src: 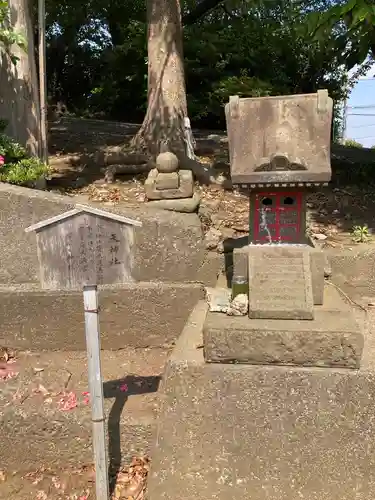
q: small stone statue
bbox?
[145,152,194,200]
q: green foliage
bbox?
[351,224,371,243]
[0,0,27,63]
[307,0,375,65]
[0,132,27,160]
[0,157,49,185]
[343,138,364,148]
[43,0,353,127]
[0,128,49,186]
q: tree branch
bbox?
[182,0,225,26]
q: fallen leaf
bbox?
[34,384,50,396]
[52,475,62,490]
[0,470,6,482]
[36,490,47,499]
[58,391,78,411]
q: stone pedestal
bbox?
[148,299,375,500]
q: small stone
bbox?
[226,293,249,316]
[207,134,222,143]
[324,266,332,278]
[313,233,327,240]
[156,152,179,173]
[206,287,231,313]
[204,228,222,250]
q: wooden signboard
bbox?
[25,205,142,290]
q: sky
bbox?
[345,65,375,148]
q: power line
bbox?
[351,136,375,140]
[350,123,375,128]
[348,113,375,117]
[347,104,375,109]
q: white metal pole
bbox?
[83,285,110,500]
[38,0,48,164]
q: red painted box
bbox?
[250,191,305,244]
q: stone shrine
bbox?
[148,91,375,500]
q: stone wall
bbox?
[0,184,207,285]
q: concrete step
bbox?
[0,282,204,351]
[0,348,168,473]
[248,246,314,320]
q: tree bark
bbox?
[0,0,40,156]
[131,0,188,157]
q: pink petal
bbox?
[119,383,128,393]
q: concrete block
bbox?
[0,282,204,350]
[149,302,375,500]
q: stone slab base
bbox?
[204,286,363,368]
[149,301,375,500]
[0,282,204,350]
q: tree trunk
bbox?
[131,0,188,157]
[0,0,40,156]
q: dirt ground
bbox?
[47,117,375,250]
[0,348,169,499]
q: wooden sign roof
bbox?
[25,204,142,233]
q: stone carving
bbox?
[225,90,333,184]
[255,154,308,172]
[145,152,194,201]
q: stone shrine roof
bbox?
[225,90,333,185]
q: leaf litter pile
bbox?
[1,457,150,499]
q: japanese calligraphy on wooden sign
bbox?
[25,205,142,290]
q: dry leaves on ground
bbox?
[112,457,150,500]
[18,457,150,499]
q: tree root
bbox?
[179,155,232,188]
[103,163,152,183]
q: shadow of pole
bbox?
[103,374,161,496]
